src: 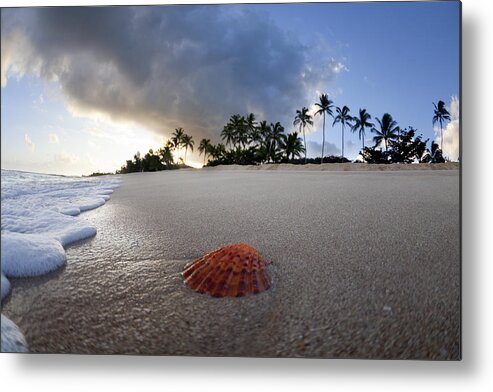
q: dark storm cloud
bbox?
[2,6,343,148]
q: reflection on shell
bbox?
[183,243,272,297]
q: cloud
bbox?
[1,6,345,161]
[305,90,348,136]
[345,139,362,159]
[82,127,106,139]
[329,59,348,74]
[54,151,80,165]
[434,96,460,161]
[48,132,59,144]
[24,133,35,152]
[306,140,340,158]
[2,151,90,176]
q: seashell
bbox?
[183,243,272,297]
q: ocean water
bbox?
[0,169,121,352]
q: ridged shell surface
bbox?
[182,243,271,297]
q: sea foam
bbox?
[1,169,121,352]
[1,314,28,352]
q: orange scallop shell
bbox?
[182,243,272,297]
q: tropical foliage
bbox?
[181,134,194,163]
[333,105,352,158]
[433,100,451,151]
[314,94,334,162]
[198,138,212,166]
[351,108,374,149]
[117,97,452,173]
[360,127,441,164]
[293,107,313,163]
[208,115,306,166]
[372,113,400,152]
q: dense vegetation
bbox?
[116,97,451,173]
[85,172,114,177]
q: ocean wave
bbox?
[0,170,121,352]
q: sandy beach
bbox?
[2,165,460,359]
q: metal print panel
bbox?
[0,1,461,359]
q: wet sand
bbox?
[2,166,460,358]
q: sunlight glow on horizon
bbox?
[185,160,204,169]
[1,77,172,176]
[1,75,212,175]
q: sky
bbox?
[1,1,460,175]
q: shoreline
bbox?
[2,169,460,358]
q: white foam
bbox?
[1,169,121,351]
[1,231,67,278]
[1,274,11,301]
[1,209,97,246]
[1,314,28,352]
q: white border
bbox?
[2,0,492,391]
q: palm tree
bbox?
[198,138,212,166]
[433,100,451,151]
[214,143,226,159]
[333,106,353,158]
[159,141,174,167]
[351,109,374,150]
[230,114,247,149]
[245,113,257,129]
[314,93,335,163]
[257,120,271,140]
[269,122,285,143]
[293,107,313,163]
[248,126,262,148]
[372,113,400,153]
[237,119,249,149]
[133,151,142,172]
[221,124,236,148]
[221,114,246,149]
[171,128,185,161]
[264,122,286,163]
[245,113,258,145]
[181,134,194,164]
[281,132,305,161]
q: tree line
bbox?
[117,96,452,173]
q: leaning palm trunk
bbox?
[321,113,326,163]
